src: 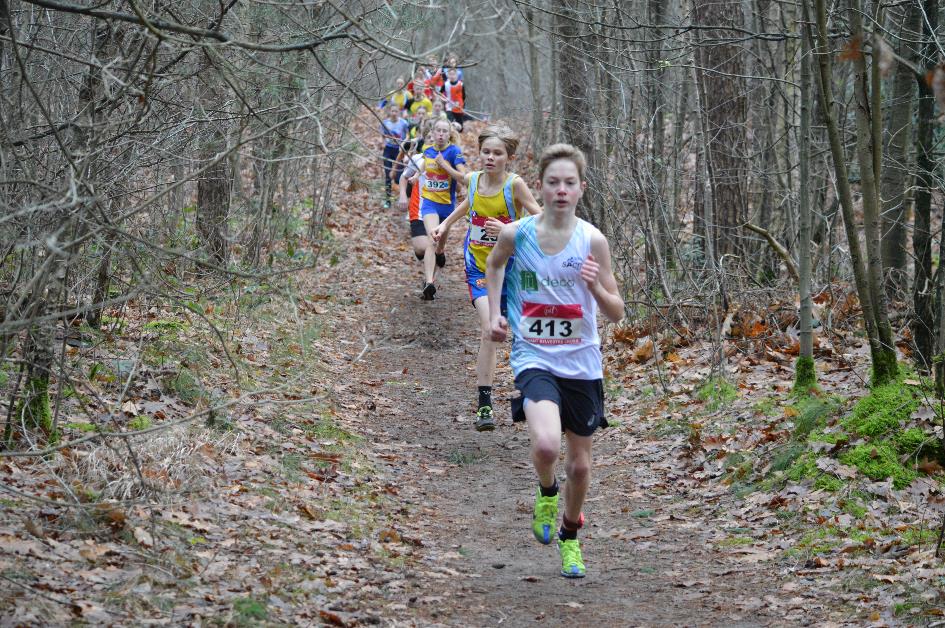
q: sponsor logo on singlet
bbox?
[519,270,576,292]
[562,256,583,270]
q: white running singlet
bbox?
[505,216,602,380]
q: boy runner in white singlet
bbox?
[485,144,623,578]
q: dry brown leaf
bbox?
[133,526,153,547]
[78,542,112,562]
[837,37,863,62]
[319,609,348,626]
[918,459,944,475]
[632,339,654,363]
[378,528,401,543]
[927,65,945,112]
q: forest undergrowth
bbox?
[2,114,945,625]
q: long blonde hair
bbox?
[432,117,461,145]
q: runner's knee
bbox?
[532,439,559,466]
[566,458,590,483]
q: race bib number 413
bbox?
[521,302,583,345]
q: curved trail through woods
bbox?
[334,206,827,626]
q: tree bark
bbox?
[880,4,920,297]
[693,0,749,261]
[811,0,897,384]
[850,0,898,383]
[913,0,938,376]
[554,0,607,233]
[197,138,231,266]
[525,6,544,149]
[796,7,816,393]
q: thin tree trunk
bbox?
[526,6,544,148]
[197,139,231,266]
[554,0,606,232]
[693,0,749,261]
[914,0,938,376]
[795,7,816,392]
[880,5,920,296]
[850,0,898,382]
[810,0,895,383]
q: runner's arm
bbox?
[397,169,411,209]
[486,223,518,341]
[512,177,543,216]
[436,198,469,234]
[436,157,465,182]
[583,231,624,324]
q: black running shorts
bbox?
[511,368,607,437]
[409,219,426,238]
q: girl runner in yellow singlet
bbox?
[432,125,542,430]
[418,118,466,300]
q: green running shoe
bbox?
[475,406,495,431]
[558,538,586,578]
[532,489,559,545]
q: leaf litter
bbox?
[2,112,945,625]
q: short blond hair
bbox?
[538,143,587,181]
[478,125,520,157]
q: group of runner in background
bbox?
[374,54,624,582]
[379,53,467,212]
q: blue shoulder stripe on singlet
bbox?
[468,172,516,219]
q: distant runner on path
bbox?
[485,144,624,578]
[380,103,409,209]
[418,118,467,300]
[397,127,431,273]
[431,125,541,431]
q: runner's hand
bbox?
[490,316,508,342]
[434,153,447,169]
[484,218,504,239]
[431,224,443,243]
[397,196,408,212]
[580,253,600,287]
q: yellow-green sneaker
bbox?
[558,538,586,578]
[475,406,495,431]
[532,489,558,545]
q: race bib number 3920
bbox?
[521,301,583,345]
[424,176,450,191]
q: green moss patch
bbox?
[842,381,918,438]
[695,376,738,412]
[792,396,841,440]
[839,443,917,489]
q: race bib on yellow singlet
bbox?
[424,173,450,192]
[520,302,584,345]
[469,215,511,247]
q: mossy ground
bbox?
[771,375,938,492]
[7,375,59,445]
[695,376,738,412]
[793,355,818,396]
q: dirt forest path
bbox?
[331,203,831,626]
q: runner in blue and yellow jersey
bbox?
[418,118,467,300]
[432,125,542,430]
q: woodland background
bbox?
[4,0,945,623]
